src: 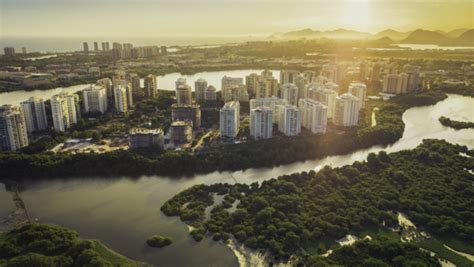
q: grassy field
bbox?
[89,240,150,266]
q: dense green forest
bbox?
[161,139,474,264]
[0,224,145,266]
[439,116,474,130]
[0,89,450,179]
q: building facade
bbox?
[129,128,164,149]
[298,98,327,134]
[219,101,240,140]
[83,85,108,114]
[0,105,29,151]
[250,107,273,140]
[334,93,361,127]
[171,104,201,129]
[277,104,301,136]
[20,97,48,133]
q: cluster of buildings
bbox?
[0,71,159,151]
[82,41,167,61]
[219,70,366,141]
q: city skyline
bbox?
[1,0,473,38]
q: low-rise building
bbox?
[129,128,164,149]
[170,121,193,146]
[171,104,201,129]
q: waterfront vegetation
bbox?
[0,223,145,266]
[0,89,452,178]
[439,116,474,130]
[146,235,172,248]
[161,139,474,264]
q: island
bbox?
[146,235,172,248]
[161,139,474,266]
[0,223,147,266]
[439,116,474,130]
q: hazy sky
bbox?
[1,0,472,38]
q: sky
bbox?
[1,0,473,38]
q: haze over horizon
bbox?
[1,0,472,38]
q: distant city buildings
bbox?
[277,104,301,136]
[127,73,142,98]
[113,85,129,113]
[83,85,108,114]
[4,47,15,57]
[144,74,158,98]
[176,79,192,105]
[250,107,273,140]
[298,98,327,134]
[0,105,29,151]
[279,70,299,84]
[194,78,208,103]
[129,128,164,149]
[334,93,361,127]
[51,92,79,132]
[220,101,240,140]
[171,104,201,129]
[20,97,48,133]
[94,42,99,51]
[348,82,367,108]
[101,42,110,51]
[83,42,89,53]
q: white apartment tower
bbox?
[51,92,78,132]
[205,85,217,101]
[249,97,287,123]
[348,82,367,108]
[221,76,244,100]
[20,97,48,133]
[280,70,300,84]
[334,93,361,127]
[0,105,29,151]
[277,105,301,136]
[219,101,240,140]
[298,98,327,134]
[176,84,192,105]
[281,83,299,106]
[114,85,129,113]
[83,85,108,114]
[250,107,273,140]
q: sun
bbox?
[340,0,371,32]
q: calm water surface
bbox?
[0,94,472,266]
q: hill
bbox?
[400,29,451,44]
[446,28,470,38]
[453,29,474,46]
[372,29,411,41]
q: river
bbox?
[0,94,472,266]
[0,69,280,106]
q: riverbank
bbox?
[439,116,474,130]
[0,180,31,232]
[0,89,451,179]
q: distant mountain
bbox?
[372,29,411,41]
[277,28,371,40]
[453,29,474,46]
[447,28,470,38]
[400,29,451,44]
[270,28,473,46]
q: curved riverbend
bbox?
[0,94,472,266]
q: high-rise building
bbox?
[294,74,308,100]
[144,74,158,98]
[94,42,99,51]
[256,74,279,99]
[175,77,187,90]
[113,85,129,113]
[250,97,287,123]
[101,42,110,51]
[83,42,89,53]
[160,46,167,54]
[334,93,361,127]
[383,73,409,94]
[170,121,193,146]
[222,76,244,101]
[279,70,300,84]
[83,85,108,114]
[194,78,208,103]
[20,97,48,133]
[298,98,327,134]
[222,84,248,102]
[97,78,113,100]
[129,128,164,149]
[4,47,15,57]
[348,82,367,108]
[171,104,201,129]
[307,83,338,119]
[281,83,299,106]
[176,84,192,105]
[111,48,122,62]
[250,107,273,140]
[359,62,368,80]
[322,64,346,84]
[205,85,217,101]
[220,101,240,140]
[122,43,133,59]
[371,63,382,81]
[245,73,260,97]
[277,104,301,136]
[405,65,421,91]
[21,47,27,54]
[0,105,29,151]
[302,71,317,83]
[51,92,79,132]
[127,73,142,98]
